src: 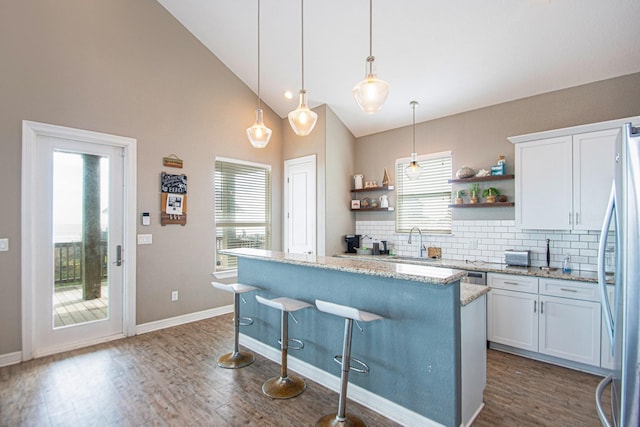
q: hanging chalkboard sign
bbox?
[160,173,188,226]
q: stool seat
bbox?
[315,300,382,323]
[211,281,259,369]
[212,282,259,294]
[256,295,312,313]
[256,295,311,399]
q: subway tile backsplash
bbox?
[355,220,606,272]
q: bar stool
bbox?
[211,282,259,369]
[315,299,383,427]
[255,295,312,399]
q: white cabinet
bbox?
[488,273,602,367]
[513,129,618,230]
[509,118,637,230]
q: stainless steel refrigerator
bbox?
[596,123,640,427]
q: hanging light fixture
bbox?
[288,0,317,136]
[352,0,389,113]
[247,0,272,148]
[405,101,422,180]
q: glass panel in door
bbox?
[52,151,110,328]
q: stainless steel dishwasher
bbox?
[462,271,486,285]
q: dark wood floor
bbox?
[0,314,611,426]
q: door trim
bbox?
[21,120,137,360]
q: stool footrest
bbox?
[238,316,254,327]
[333,355,370,374]
[278,337,304,351]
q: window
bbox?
[395,151,452,234]
[215,157,271,271]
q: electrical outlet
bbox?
[137,234,153,245]
[171,291,179,301]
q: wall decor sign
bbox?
[162,154,183,168]
[160,172,187,226]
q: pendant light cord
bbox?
[369,0,373,58]
[412,103,416,152]
[301,0,305,90]
[257,0,262,110]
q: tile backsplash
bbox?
[355,220,608,272]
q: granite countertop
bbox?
[221,248,467,285]
[460,283,490,306]
[334,253,610,284]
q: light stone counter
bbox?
[334,253,610,284]
[223,248,467,285]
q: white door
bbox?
[284,155,316,255]
[22,121,136,359]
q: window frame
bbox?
[395,151,453,235]
[214,156,272,275]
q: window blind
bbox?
[395,152,452,234]
[215,158,271,271]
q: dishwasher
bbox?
[462,271,486,285]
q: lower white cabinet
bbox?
[488,273,602,367]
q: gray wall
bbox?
[354,73,640,222]
[0,0,283,354]
[282,105,356,256]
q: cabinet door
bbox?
[487,288,538,352]
[516,136,573,230]
[539,295,601,366]
[573,128,620,230]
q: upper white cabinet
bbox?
[509,117,638,230]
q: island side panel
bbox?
[238,257,461,427]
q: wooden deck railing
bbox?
[54,241,108,286]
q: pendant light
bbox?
[352,0,389,114]
[288,0,318,136]
[405,101,422,180]
[246,0,272,148]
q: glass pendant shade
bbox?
[405,153,422,180]
[288,90,318,136]
[353,57,390,113]
[246,108,272,149]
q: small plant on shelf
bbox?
[454,189,466,204]
[469,183,480,204]
[482,187,500,203]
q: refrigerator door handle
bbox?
[598,182,616,348]
[595,374,614,427]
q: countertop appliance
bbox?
[344,234,361,254]
[504,249,530,267]
[596,123,640,427]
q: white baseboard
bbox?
[136,305,233,335]
[239,334,445,427]
[0,351,22,368]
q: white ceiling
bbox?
[157,0,640,138]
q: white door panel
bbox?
[284,155,316,255]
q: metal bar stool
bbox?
[315,299,383,427]
[255,295,312,399]
[211,282,259,369]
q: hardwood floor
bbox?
[0,314,611,426]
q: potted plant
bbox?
[454,189,466,204]
[482,187,500,203]
[469,183,480,204]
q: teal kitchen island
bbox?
[221,248,488,427]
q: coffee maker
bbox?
[344,234,361,253]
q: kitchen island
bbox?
[221,248,488,427]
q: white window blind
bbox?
[215,158,271,271]
[395,152,452,234]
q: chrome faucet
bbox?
[407,226,426,258]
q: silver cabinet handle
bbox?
[560,288,578,293]
[576,212,580,225]
[540,301,544,314]
[533,300,537,313]
[504,281,519,285]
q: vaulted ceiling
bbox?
[157,0,640,137]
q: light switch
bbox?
[137,234,153,245]
[0,238,8,251]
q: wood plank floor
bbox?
[0,314,611,426]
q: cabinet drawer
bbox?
[539,278,599,302]
[488,273,538,294]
